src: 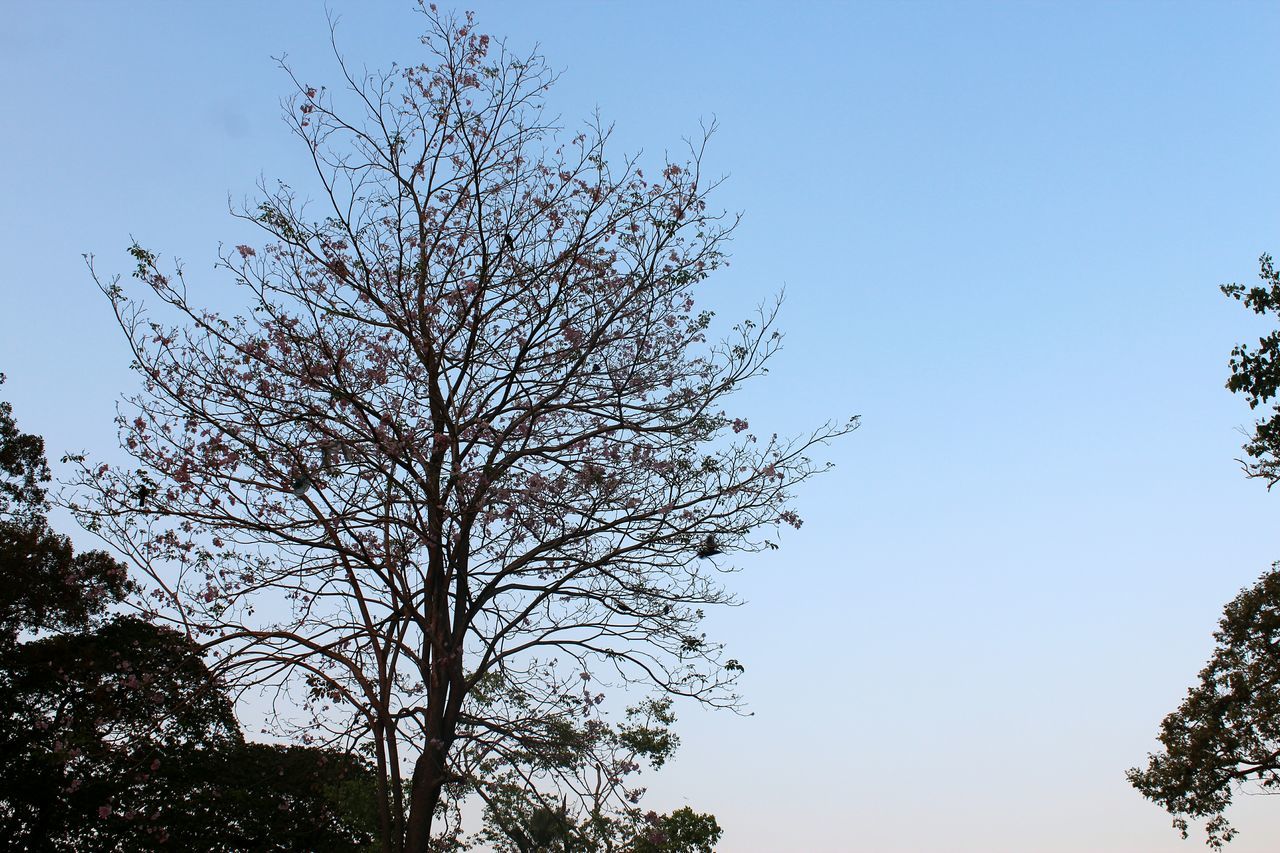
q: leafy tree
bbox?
[2,615,383,851]
[0,384,380,851]
[1222,253,1280,485]
[70,5,852,850]
[0,520,134,648]
[0,374,50,522]
[483,797,719,853]
[473,691,719,852]
[1128,569,1280,849]
[0,373,132,646]
[1129,251,1280,847]
[1129,258,1280,845]
[632,808,721,853]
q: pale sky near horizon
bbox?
[2,1,1280,850]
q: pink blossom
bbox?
[779,509,804,529]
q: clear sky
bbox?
[2,1,1279,850]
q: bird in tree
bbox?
[694,534,722,559]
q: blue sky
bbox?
[2,2,1279,849]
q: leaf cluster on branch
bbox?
[1223,253,1280,486]
[1128,569,1280,849]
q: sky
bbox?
[2,1,1279,850]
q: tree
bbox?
[0,373,132,647]
[0,382,380,851]
[473,693,720,852]
[1127,250,1280,847]
[0,375,51,523]
[2,616,383,851]
[632,808,721,853]
[1127,569,1280,849]
[72,6,855,850]
[1222,253,1280,485]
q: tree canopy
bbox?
[1128,569,1280,849]
[70,5,852,849]
[0,373,132,646]
[1222,253,1280,486]
[0,380,380,851]
[1128,250,1280,847]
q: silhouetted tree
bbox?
[1128,569,1280,849]
[0,383,380,851]
[474,693,720,852]
[1129,252,1280,847]
[1223,253,1280,486]
[0,376,50,522]
[0,374,132,647]
[632,808,721,853]
[71,5,853,850]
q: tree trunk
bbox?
[403,745,447,852]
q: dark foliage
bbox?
[0,615,381,850]
[0,373,133,646]
[0,520,133,646]
[1128,568,1280,848]
[475,692,720,852]
[0,374,50,522]
[0,385,380,851]
[1223,254,1280,486]
[0,615,238,849]
[631,808,721,853]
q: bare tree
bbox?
[71,6,855,850]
